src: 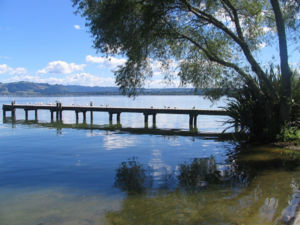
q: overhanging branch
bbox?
[177,32,263,96]
[181,0,276,95]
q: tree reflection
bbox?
[107,148,300,225]
[114,156,238,194]
[114,158,148,194]
[177,156,221,190]
[229,145,300,183]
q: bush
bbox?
[224,66,300,143]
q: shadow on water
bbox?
[3,118,237,140]
[109,147,300,225]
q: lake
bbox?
[0,96,299,225]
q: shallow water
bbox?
[0,96,299,225]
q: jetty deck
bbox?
[2,101,229,129]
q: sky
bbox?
[0,0,299,88]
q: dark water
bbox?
[0,96,299,225]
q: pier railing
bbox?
[2,101,229,129]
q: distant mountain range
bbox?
[0,82,204,96]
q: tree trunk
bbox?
[270,0,292,125]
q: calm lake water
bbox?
[0,96,299,225]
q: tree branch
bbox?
[177,32,263,96]
[181,0,276,96]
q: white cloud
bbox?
[0,64,27,75]
[257,42,266,49]
[5,73,183,88]
[6,73,115,87]
[149,58,178,77]
[145,78,181,88]
[86,55,179,78]
[37,61,86,74]
[86,55,126,69]
[74,25,81,30]
[65,73,115,86]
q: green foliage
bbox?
[278,126,300,142]
[225,67,300,142]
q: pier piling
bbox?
[117,113,121,124]
[25,110,28,120]
[83,111,86,123]
[75,111,79,123]
[152,114,156,128]
[35,109,38,121]
[193,115,197,128]
[90,102,93,123]
[109,112,113,124]
[11,101,16,120]
[51,110,54,122]
[144,113,148,128]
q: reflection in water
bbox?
[3,119,235,139]
[87,130,138,150]
[1,104,300,224]
[148,149,173,189]
[114,158,147,194]
[103,134,137,150]
[110,147,300,225]
[114,156,238,194]
[177,156,221,189]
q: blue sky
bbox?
[0,0,299,87]
[0,0,127,87]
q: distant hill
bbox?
[0,82,204,96]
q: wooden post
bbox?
[3,110,6,119]
[152,113,156,128]
[56,102,59,121]
[35,109,38,121]
[12,109,16,120]
[59,103,62,121]
[189,114,193,128]
[90,101,93,124]
[83,111,86,123]
[193,115,197,128]
[11,101,16,120]
[144,113,148,128]
[109,112,113,124]
[25,110,28,120]
[51,110,54,122]
[117,113,121,124]
[75,111,79,123]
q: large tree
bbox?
[74,0,299,135]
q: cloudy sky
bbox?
[0,0,299,87]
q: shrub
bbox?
[224,66,299,142]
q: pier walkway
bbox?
[2,101,229,129]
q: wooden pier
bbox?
[2,101,229,129]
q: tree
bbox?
[73,0,299,140]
